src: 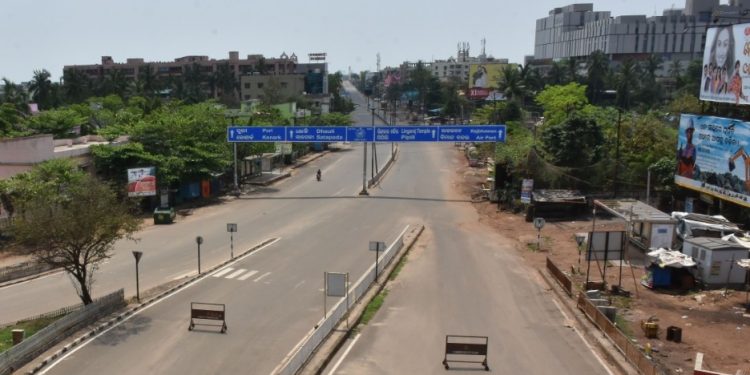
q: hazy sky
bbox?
[1,0,709,83]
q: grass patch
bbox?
[0,316,61,353]
[389,254,408,281]
[360,289,389,326]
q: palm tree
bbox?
[212,63,237,102]
[138,64,160,96]
[615,59,639,110]
[547,61,567,85]
[638,54,663,107]
[28,69,53,110]
[181,63,208,103]
[62,69,91,104]
[104,69,129,98]
[565,57,579,83]
[586,50,609,104]
[2,78,29,113]
[496,65,526,102]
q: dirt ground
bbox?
[455,159,750,375]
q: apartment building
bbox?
[533,1,750,75]
[64,51,327,100]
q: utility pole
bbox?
[613,109,622,198]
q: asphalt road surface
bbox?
[0,82,389,324]
[15,82,609,374]
[323,142,613,374]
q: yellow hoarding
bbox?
[468,63,506,89]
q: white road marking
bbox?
[238,270,259,281]
[38,237,281,375]
[550,297,615,375]
[253,271,271,283]
[326,333,361,375]
[225,269,246,279]
[293,280,306,289]
[212,267,235,278]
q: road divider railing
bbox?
[576,293,660,375]
[272,225,410,375]
[0,289,125,375]
[546,257,573,297]
[0,262,57,285]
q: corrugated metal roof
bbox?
[685,237,749,251]
[594,199,676,223]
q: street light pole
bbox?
[132,251,143,302]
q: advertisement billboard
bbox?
[699,23,750,105]
[127,167,157,197]
[468,63,506,90]
[676,114,750,208]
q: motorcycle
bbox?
[316,170,322,181]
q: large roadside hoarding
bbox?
[699,23,750,105]
[676,114,750,208]
[127,167,157,197]
[468,63,507,99]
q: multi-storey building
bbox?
[63,51,327,101]
[532,1,750,75]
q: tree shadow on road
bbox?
[92,314,152,347]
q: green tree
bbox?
[540,112,604,168]
[138,64,160,97]
[535,83,590,125]
[615,59,639,110]
[24,107,87,138]
[546,61,568,85]
[29,69,54,110]
[496,65,526,103]
[586,50,609,104]
[212,62,237,105]
[0,103,25,136]
[180,63,208,103]
[103,69,129,98]
[9,160,140,305]
[62,69,91,104]
[2,78,29,113]
[637,54,663,107]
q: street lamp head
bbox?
[196,236,203,245]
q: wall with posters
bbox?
[699,23,750,105]
[675,114,750,208]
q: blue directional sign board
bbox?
[227,127,285,142]
[227,125,505,143]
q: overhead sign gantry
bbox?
[226,125,506,143]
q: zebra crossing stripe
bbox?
[212,267,234,278]
[225,269,246,279]
[238,270,258,281]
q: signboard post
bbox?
[196,236,203,274]
[324,272,349,323]
[127,167,157,197]
[521,179,534,204]
[132,251,143,302]
[226,223,237,259]
[533,217,545,252]
[369,241,386,281]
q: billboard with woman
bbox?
[700,24,750,105]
